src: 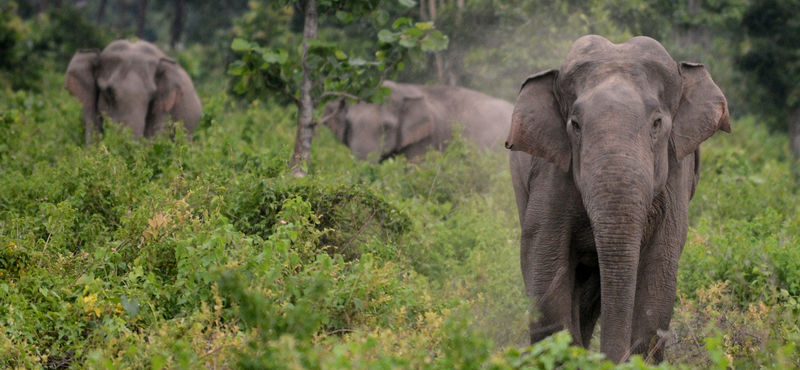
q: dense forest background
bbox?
[2,0,800,369]
[2,0,800,133]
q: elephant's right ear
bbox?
[398,96,435,148]
[65,50,100,109]
[506,69,570,172]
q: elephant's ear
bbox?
[672,62,730,160]
[323,99,349,144]
[506,69,570,172]
[398,96,435,148]
[153,58,184,114]
[65,50,100,108]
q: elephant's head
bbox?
[506,35,729,358]
[322,81,435,161]
[66,40,191,144]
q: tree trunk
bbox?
[427,0,447,84]
[170,0,186,49]
[434,53,446,84]
[136,0,148,39]
[290,0,319,177]
[97,0,108,23]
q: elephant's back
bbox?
[467,98,513,149]
[419,85,513,149]
[445,88,513,150]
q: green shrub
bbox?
[0,4,43,92]
[2,68,800,369]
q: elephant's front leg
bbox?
[630,199,688,362]
[522,207,578,344]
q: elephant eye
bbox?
[653,118,662,128]
[102,87,116,104]
[570,119,581,133]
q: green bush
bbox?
[2,68,800,369]
[0,4,44,92]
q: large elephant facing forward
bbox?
[322,81,513,161]
[66,40,202,145]
[506,35,729,363]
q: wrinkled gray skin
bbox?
[506,35,730,363]
[323,81,513,161]
[66,40,202,145]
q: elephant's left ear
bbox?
[672,62,730,160]
[65,50,100,108]
[153,58,183,114]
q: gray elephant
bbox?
[65,40,202,145]
[322,81,513,161]
[506,35,729,363]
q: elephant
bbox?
[322,81,513,161]
[65,40,202,145]
[505,35,729,363]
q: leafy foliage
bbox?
[0,4,43,92]
[228,4,448,105]
[737,0,800,129]
[2,0,800,368]
[1,67,800,369]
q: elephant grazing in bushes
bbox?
[506,35,730,363]
[322,81,513,161]
[66,40,202,145]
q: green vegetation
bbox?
[0,69,799,369]
[2,0,800,369]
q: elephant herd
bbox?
[65,36,730,363]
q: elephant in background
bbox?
[66,40,202,145]
[322,81,513,161]
[506,35,729,362]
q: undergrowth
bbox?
[0,73,798,369]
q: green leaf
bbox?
[121,295,139,318]
[375,10,390,26]
[399,38,417,48]
[378,29,398,43]
[415,22,433,30]
[231,38,252,52]
[335,10,353,23]
[334,50,348,60]
[227,61,245,76]
[404,28,424,38]
[262,49,288,64]
[399,0,416,8]
[392,17,412,29]
[421,31,449,52]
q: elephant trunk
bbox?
[581,151,652,363]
